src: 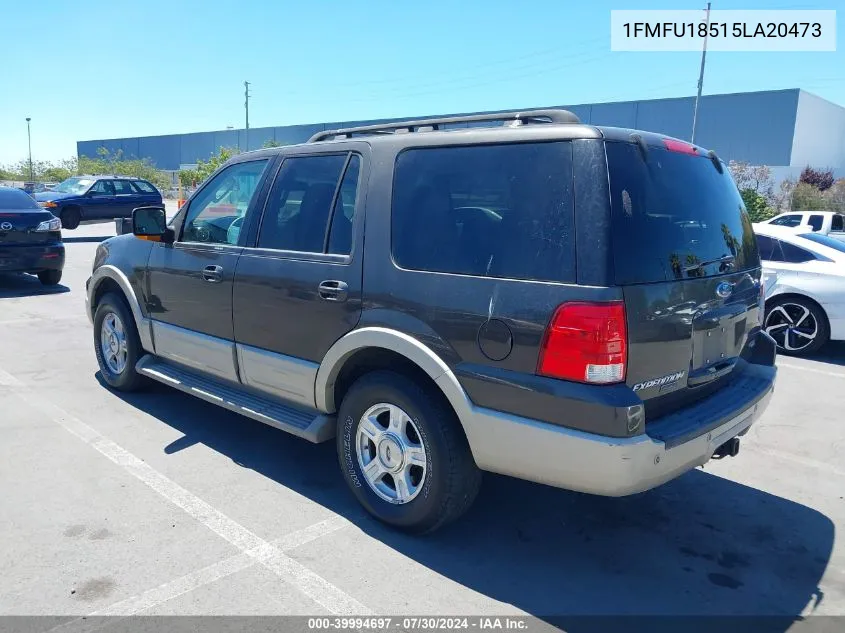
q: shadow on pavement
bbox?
[102,376,833,628]
[811,341,845,367]
[0,273,69,297]
[61,235,111,244]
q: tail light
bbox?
[537,302,627,384]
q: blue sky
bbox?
[1,0,842,164]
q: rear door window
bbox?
[808,214,824,231]
[606,141,759,284]
[831,214,844,232]
[391,142,575,283]
[257,154,349,253]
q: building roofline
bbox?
[78,88,819,145]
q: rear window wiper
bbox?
[684,254,735,274]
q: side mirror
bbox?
[132,206,174,244]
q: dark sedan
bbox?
[34,175,162,230]
[0,186,64,285]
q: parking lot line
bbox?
[43,515,351,628]
[6,376,371,617]
[777,362,845,379]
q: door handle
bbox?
[318,280,348,302]
[202,265,224,283]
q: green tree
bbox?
[178,146,239,187]
[262,139,282,148]
[791,182,829,211]
[77,148,171,191]
[739,188,776,222]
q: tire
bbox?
[37,269,62,286]
[93,292,148,391]
[336,370,481,534]
[764,296,829,356]
[60,207,81,230]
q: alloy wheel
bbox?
[100,312,128,374]
[356,403,428,505]
[765,302,818,352]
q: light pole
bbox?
[244,81,251,151]
[691,2,711,144]
[25,117,33,181]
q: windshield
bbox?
[798,232,845,254]
[607,141,759,284]
[53,177,94,195]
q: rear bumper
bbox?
[0,243,64,272]
[464,361,775,496]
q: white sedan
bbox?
[753,223,845,355]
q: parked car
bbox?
[85,109,776,533]
[0,186,64,285]
[753,222,845,355]
[34,175,162,230]
[764,210,845,241]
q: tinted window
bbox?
[808,215,824,231]
[770,214,802,227]
[113,180,135,195]
[89,180,115,195]
[780,241,815,263]
[183,159,269,245]
[258,154,347,252]
[0,188,39,209]
[832,214,844,232]
[133,180,157,193]
[392,142,575,282]
[798,232,845,253]
[327,155,360,255]
[607,142,759,283]
[755,234,782,261]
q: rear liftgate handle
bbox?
[202,265,224,283]
[318,280,348,302]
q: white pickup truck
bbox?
[763,210,845,241]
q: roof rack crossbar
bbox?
[307,108,580,143]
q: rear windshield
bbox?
[0,188,39,209]
[798,232,845,253]
[606,141,759,284]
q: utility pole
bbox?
[244,81,251,151]
[691,2,711,144]
[25,117,33,181]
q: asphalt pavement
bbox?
[1,212,844,629]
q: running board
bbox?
[136,355,335,443]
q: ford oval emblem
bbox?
[716,282,733,298]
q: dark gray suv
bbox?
[86,109,777,533]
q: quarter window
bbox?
[755,235,780,261]
[182,159,269,245]
[133,180,157,193]
[780,241,815,263]
[391,142,575,282]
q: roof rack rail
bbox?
[308,108,580,143]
